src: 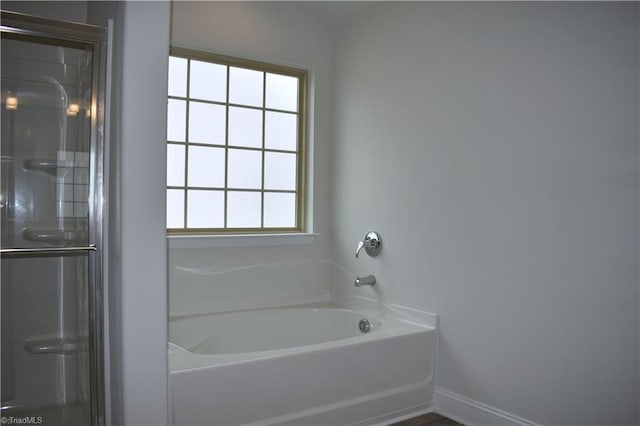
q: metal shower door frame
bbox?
[0,11,107,426]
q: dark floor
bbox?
[390,412,464,426]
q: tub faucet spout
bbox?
[355,275,376,287]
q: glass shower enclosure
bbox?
[1,12,106,426]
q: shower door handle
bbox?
[0,244,96,257]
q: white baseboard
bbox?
[356,402,434,426]
[434,387,540,426]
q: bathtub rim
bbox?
[168,302,436,373]
[172,305,385,356]
[169,300,436,326]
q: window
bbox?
[166,48,307,234]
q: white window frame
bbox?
[166,47,308,235]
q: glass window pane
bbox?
[187,146,225,187]
[264,152,296,190]
[229,67,263,107]
[166,53,306,232]
[265,111,297,151]
[187,190,224,228]
[228,106,262,148]
[227,191,261,228]
[265,73,298,112]
[227,149,262,189]
[189,60,226,102]
[264,192,296,228]
[168,56,187,97]
[167,99,186,142]
[167,189,185,228]
[167,144,185,186]
[188,101,225,144]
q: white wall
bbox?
[2,1,87,23]
[116,2,170,425]
[168,2,334,316]
[331,2,639,425]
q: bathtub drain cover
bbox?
[358,319,371,333]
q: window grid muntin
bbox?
[167,48,306,233]
[260,71,266,228]
[223,64,230,227]
[168,96,298,116]
[182,58,190,228]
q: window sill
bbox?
[167,233,318,249]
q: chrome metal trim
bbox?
[355,231,382,258]
[354,275,377,287]
[24,336,89,355]
[87,18,107,426]
[1,11,105,43]
[0,245,96,256]
[359,319,371,333]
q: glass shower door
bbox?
[1,12,105,426]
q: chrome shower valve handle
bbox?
[355,231,382,258]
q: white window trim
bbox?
[167,47,309,234]
[167,232,318,249]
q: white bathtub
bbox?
[169,303,436,425]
